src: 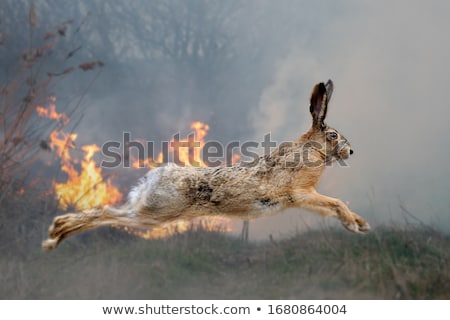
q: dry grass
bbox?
[1,189,449,299]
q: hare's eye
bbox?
[327,132,338,140]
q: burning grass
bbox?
[36,98,123,211]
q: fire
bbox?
[38,97,234,239]
[131,121,240,168]
[131,121,212,169]
[35,96,69,126]
[121,218,232,240]
[231,153,241,165]
[49,130,77,163]
[178,121,209,167]
[52,142,122,210]
[127,120,235,239]
[37,98,122,210]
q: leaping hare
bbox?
[42,79,370,250]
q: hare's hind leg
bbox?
[297,191,370,233]
[42,206,127,250]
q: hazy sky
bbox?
[4,0,450,239]
[248,0,450,237]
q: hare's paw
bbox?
[48,213,77,238]
[42,238,59,250]
[341,212,370,233]
[355,215,370,232]
[42,215,70,250]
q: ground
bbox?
[1,218,449,299]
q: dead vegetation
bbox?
[1,186,449,299]
[0,4,102,197]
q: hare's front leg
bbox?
[295,191,370,233]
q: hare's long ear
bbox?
[309,79,333,130]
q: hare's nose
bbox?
[350,149,354,155]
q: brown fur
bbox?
[42,79,369,250]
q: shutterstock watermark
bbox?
[101,132,350,169]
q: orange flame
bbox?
[52,142,122,211]
[231,153,241,165]
[121,218,232,240]
[36,96,69,126]
[37,98,122,211]
[173,121,209,167]
[48,130,77,162]
[131,121,212,169]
